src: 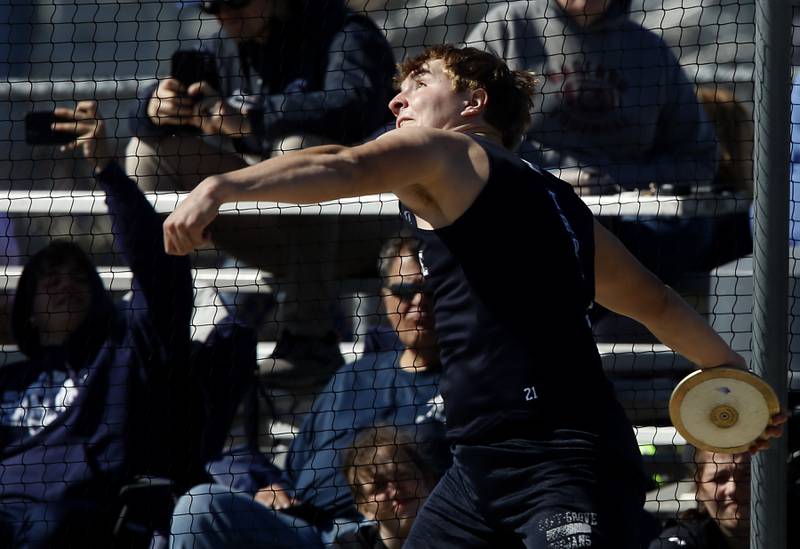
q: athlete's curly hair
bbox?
[396,44,538,149]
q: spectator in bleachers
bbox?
[126,0,397,395]
[466,0,716,194]
[465,0,718,286]
[0,101,193,548]
[651,439,800,549]
[333,425,440,549]
[649,449,750,549]
[695,85,754,267]
[169,235,448,548]
[696,86,753,198]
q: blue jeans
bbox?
[170,483,324,549]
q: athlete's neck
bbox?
[468,130,502,144]
[456,124,503,146]
[445,117,504,144]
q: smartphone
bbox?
[25,111,78,145]
[171,49,220,91]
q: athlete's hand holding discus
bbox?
[702,356,787,455]
[669,358,787,455]
[594,224,787,456]
[721,357,787,455]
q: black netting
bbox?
[0,1,792,547]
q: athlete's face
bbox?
[695,451,751,540]
[556,0,613,27]
[382,254,435,356]
[389,59,473,131]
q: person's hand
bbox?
[254,483,298,510]
[146,78,196,127]
[186,81,251,138]
[52,101,113,173]
[748,410,788,454]
[163,177,221,255]
[705,355,787,454]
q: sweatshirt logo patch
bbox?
[1,370,86,437]
[546,60,627,132]
[417,249,429,277]
[285,78,310,93]
[415,393,445,424]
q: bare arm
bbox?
[594,219,787,450]
[593,219,744,370]
[162,127,488,255]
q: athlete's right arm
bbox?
[162,127,488,255]
[594,219,786,451]
[593,219,744,370]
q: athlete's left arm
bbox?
[162,127,488,255]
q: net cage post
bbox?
[752,1,792,548]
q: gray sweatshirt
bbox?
[466,0,717,192]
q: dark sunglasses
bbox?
[200,0,251,15]
[386,282,427,301]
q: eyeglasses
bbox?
[200,0,251,15]
[386,282,427,302]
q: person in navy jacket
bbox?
[171,235,448,548]
[0,101,193,548]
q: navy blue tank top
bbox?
[401,136,627,444]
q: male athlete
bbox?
[162,45,783,548]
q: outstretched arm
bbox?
[162,127,490,255]
[593,219,784,451]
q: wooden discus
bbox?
[669,367,780,454]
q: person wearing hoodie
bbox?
[465,0,719,287]
[126,0,397,400]
[0,101,193,548]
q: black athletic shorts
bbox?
[405,432,645,549]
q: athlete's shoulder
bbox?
[375,126,476,147]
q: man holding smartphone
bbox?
[127,0,396,415]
